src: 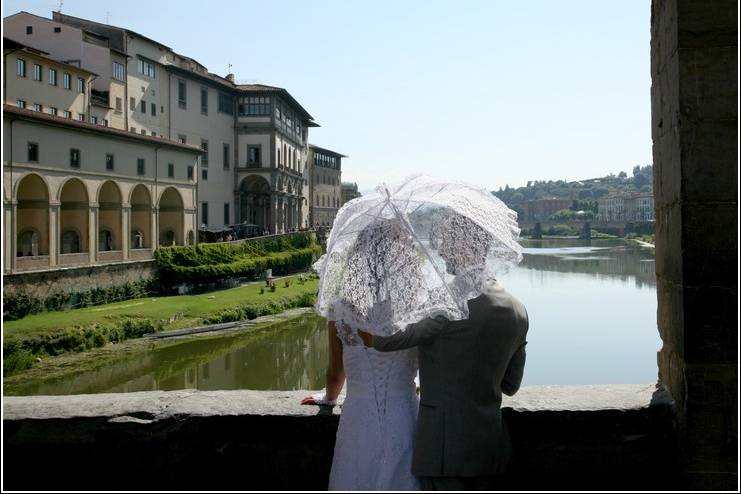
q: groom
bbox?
[359,219,529,491]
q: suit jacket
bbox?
[373,280,529,477]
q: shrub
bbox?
[202,292,318,326]
[2,290,43,321]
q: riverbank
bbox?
[3,307,317,395]
[3,274,319,377]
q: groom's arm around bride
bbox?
[359,281,529,491]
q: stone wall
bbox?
[2,259,156,299]
[650,0,737,489]
[3,386,683,491]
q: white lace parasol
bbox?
[315,175,522,336]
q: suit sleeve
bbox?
[501,310,529,396]
[373,315,449,352]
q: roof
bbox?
[165,63,236,91]
[3,37,99,76]
[52,11,172,51]
[309,144,348,158]
[237,83,317,125]
[3,104,202,153]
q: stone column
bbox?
[49,201,60,267]
[7,201,17,272]
[122,203,131,260]
[651,0,737,488]
[89,204,98,264]
[297,200,304,230]
[151,206,159,250]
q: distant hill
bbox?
[492,165,653,217]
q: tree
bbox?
[634,173,649,189]
[578,189,593,200]
[618,171,628,179]
[593,187,610,199]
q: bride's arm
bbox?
[324,320,345,402]
[301,320,344,405]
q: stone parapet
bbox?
[3,385,682,490]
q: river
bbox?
[13,238,660,395]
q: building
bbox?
[597,193,655,222]
[522,197,572,222]
[341,182,361,206]
[3,104,200,274]
[4,10,323,234]
[308,145,345,228]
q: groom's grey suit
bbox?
[373,280,528,490]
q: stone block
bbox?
[650,0,679,74]
[679,118,738,203]
[680,202,738,287]
[683,285,737,364]
[654,202,683,282]
[678,46,738,122]
[656,277,684,355]
[677,0,738,49]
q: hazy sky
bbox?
[5,1,652,193]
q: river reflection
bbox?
[14,238,661,395]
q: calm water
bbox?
[14,238,660,395]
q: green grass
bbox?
[3,275,318,347]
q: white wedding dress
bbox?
[328,325,421,491]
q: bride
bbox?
[302,219,422,491]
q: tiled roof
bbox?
[3,104,202,153]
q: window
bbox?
[70,148,80,168]
[98,230,113,252]
[63,72,71,89]
[48,68,57,86]
[16,58,26,77]
[201,87,208,114]
[201,139,209,166]
[116,97,122,111]
[151,102,156,116]
[168,163,174,178]
[106,154,114,170]
[137,158,145,175]
[130,97,136,111]
[90,116,98,124]
[18,229,40,257]
[140,99,146,113]
[223,143,230,169]
[28,142,39,162]
[178,80,186,109]
[63,110,71,118]
[33,64,42,81]
[218,92,233,114]
[151,131,156,136]
[224,203,230,225]
[130,127,136,133]
[187,165,194,181]
[138,58,155,78]
[26,26,33,34]
[112,61,125,81]
[101,119,108,127]
[131,231,144,249]
[49,107,58,116]
[248,145,260,165]
[140,129,146,135]
[239,96,270,116]
[61,230,81,254]
[77,77,85,93]
[78,113,85,121]
[34,103,42,112]
[54,27,61,33]
[177,134,186,144]
[202,168,208,180]
[201,202,209,225]
[17,100,25,109]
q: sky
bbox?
[4,0,653,194]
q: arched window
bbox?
[131,230,144,249]
[17,229,40,257]
[61,229,81,254]
[164,229,176,246]
[187,230,194,245]
[98,230,113,251]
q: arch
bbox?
[59,178,89,255]
[159,187,184,246]
[97,181,122,252]
[130,184,152,249]
[239,175,271,232]
[16,173,50,258]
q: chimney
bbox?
[226,73,235,83]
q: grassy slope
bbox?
[4,275,318,346]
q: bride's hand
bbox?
[301,391,337,406]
